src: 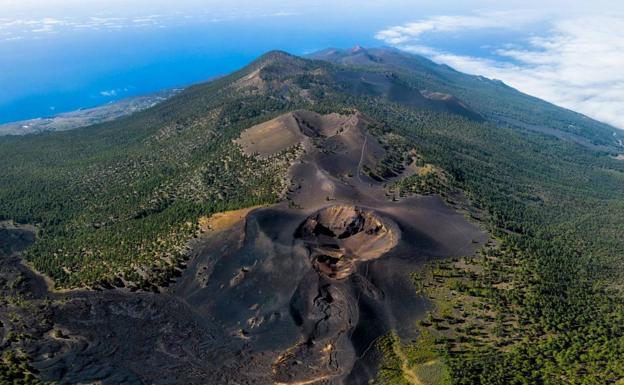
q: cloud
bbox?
[99,87,131,98]
[375,12,542,44]
[0,7,301,40]
[376,14,624,129]
[0,16,153,36]
[100,89,118,97]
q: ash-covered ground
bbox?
[1,111,487,384]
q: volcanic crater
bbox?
[5,110,488,385]
[296,205,399,280]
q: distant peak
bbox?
[258,50,295,61]
[247,50,307,70]
[350,45,365,53]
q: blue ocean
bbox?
[0,15,383,123]
[0,5,533,124]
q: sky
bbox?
[1,1,623,128]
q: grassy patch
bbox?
[376,331,451,385]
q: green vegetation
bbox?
[0,350,46,385]
[356,97,624,384]
[0,60,303,289]
[0,256,54,385]
[388,163,446,197]
[376,332,451,385]
[2,48,624,383]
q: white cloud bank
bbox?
[376,11,542,45]
[376,13,624,129]
[0,10,298,42]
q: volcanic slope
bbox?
[9,110,486,385]
[310,46,624,150]
[3,48,624,384]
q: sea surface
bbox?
[0,7,529,124]
[0,17,379,124]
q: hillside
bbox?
[311,46,624,151]
[1,48,624,384]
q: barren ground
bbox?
[1,111,487,384]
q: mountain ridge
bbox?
[310,46,623,150]
[2,46,620,148]
[2,46,624,384]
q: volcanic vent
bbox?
[296,205,399,279]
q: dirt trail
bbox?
[357,135,368,184]
[391,341,423,385]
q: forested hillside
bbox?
[2,48,624,383]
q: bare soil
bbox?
[1,111,487,385]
